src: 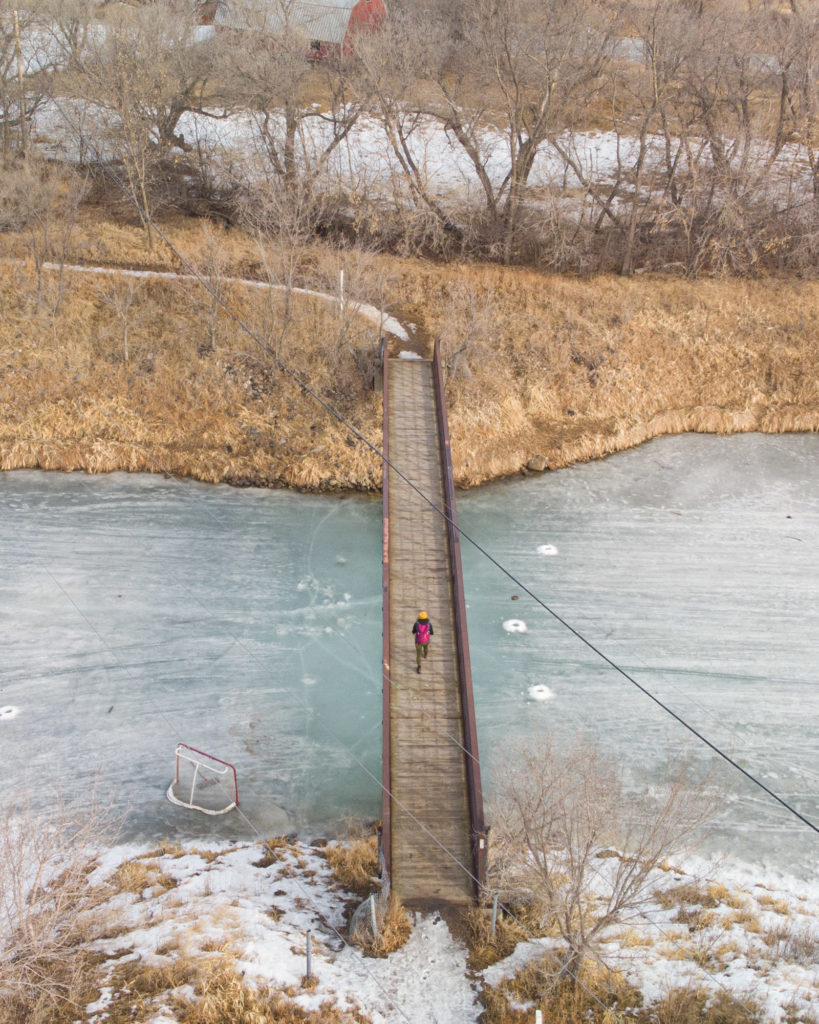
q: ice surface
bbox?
[460,433,819,882]
[2,433,818,883]
[0,473,383,842]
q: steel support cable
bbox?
[6,388,480,774]
[114,209,819,840]
[1,278,487,814]
[4,145,786,1016]
[1,435,585,1024]
[0,405,620,1023]
[1,408,742,1024]
[40,99,819,824]
[0,228,773,1011]
[0,451,421,1024]
[7,206,819,838]
[0,389,509,1017]
[15,132,816,920]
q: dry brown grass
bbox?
[633,987,763,1024]
[389,261,819,486]
[0,951,106,1024]
[763,921,819,966]
[481,960,766,1024]
[465,904,531,970]
[111,859,178,896]
[254,836,302,868]
[1,213,817,493]
[654,882,720,911]
[324,834,379,895]
[0,216,383,492]
[481,959,643,1024]
[354,894,411,958]
[99,955,369,1024]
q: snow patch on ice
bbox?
[503,619,528,633]
[536,543,559,556]
[301,676,317,687]
[0,705,19,720]
[527,685,554,702]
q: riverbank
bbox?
[1,217,817,491]
[3,830,816,1024]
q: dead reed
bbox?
[1,214,817,492]
[100,955,367,1024]
[324,834,380,895]
[465,904,533,970]
[480,959,644,1024]
[353,894,412,958]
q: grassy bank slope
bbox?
[1,216,817,490]
[388,262,819,485]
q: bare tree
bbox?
[0,0,55,157]
[95,275,146,363]
[63,0,225,247]
[0,157,87,311]
[219,0,361,210]
[491,735,715,984]
[772,0,819,203]
[356,0,622,263]
[193,221,233,353]
[0,794,115,1021]
[239,174,323,350]
[437,280,497,381]
[308,243,393,385]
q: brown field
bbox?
[1,213,817,492]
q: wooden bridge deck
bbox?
[383,349,480,907]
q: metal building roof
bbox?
[215,0,359,43]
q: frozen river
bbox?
[1,433,817,883]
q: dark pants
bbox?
[415,641,429,666]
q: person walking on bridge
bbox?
[412,611,433,673]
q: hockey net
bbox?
[167,744,239,816]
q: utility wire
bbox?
[37,86,819,830]
[1,390,630,1022]
[11,124,818,1012]
[0,378,759,1024]
[3,417,594,1024]
[10,88,801,1024]
[115,206,819,840]
[0,440,421,1024]
[9,168,817,835]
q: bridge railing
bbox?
[431,339,488,897]
[380,335,393,882]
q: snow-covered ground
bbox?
[78,838,818,1024]
[34,98,815,216]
